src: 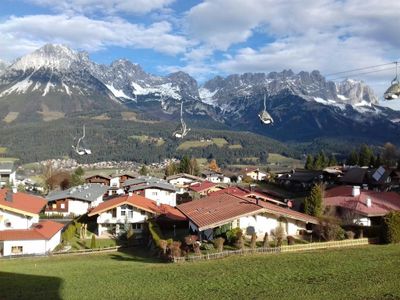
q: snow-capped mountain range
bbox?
[0,44,399,143]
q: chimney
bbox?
[156,199,161,207]
[256,197,259,206]
[12,186,17,194]
[128,191,133,197]
[352,186,360,197]
[366,197,372,208]
[5,190,13,202]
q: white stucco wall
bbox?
[68,200,90,216]
[110,177,120,188]
[91,195,104,207]
[0,210,38,230]
[96,206,151,235]
[144,188,176,207]
[1,231,61,256]
[239,214,307,237]
[169,177,194,186]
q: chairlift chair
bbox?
[72,125,92,155]
[384,62,400,100]
[173,102,191,138]
[258,94,274,125]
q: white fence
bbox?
[172,238,378,263]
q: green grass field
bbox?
[177,138,229,150]
[0,245,399,300]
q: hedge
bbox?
[383,212,400,244]
[148,220,164,248]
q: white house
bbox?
[123,177,178,207]
[45,183,109,216]
[242,168,268,181]
[88,193,185,237]
[201,170,231,184]
[177,193,318,240]
[166,173,204,194]
[0,220,64,256]
[0,188,47,230]
[0,162,16,187]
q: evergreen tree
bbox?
[358,144,373,167]
[90,235,97,249]
[328,154,337,166]
[346,150,359,166]
[382,143,398,167]
[305,154,313,170]
[139,165,148,176]
[165,162,178,177]
[179,155,191,173]
[374,154,382,168]
[304,184,323,217]
[313,153,323,170]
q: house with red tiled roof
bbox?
[209,186,287,206]
[0,188,47,231]
[0,220,64,256]
[88,193,186,237]
[177,193,318,240]
[241,167,269,181]
[324,185,400,226]
[188,181,224,198]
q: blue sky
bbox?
[0,0,399,100]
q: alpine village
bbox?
[1,1,400,299]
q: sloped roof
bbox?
[0,189,47,216]
[341,168,368,185]
[85,174,111,180]
[46,183,109,203]
[88,194,185,220]
[0,162,15,174]
[0,220,64,241]
[123,176,177,192]
[166,173,204,182]
[177,194,264,231]
[188,181,217,192]
[324,185,400,217]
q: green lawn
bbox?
[0,245,399,299]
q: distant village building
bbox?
[0,162,16,187]
[45,183,109,216]
[324,185,400,226]
[201,170,231,184]
[166,173,204,194]
[123,176,177,207]
[241,168,269,181]
[188,181,224,198]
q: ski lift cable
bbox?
[329,66,397,81]
[325,62,397,77]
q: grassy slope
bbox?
[0,245,399,300]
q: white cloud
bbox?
[0,14,191,61]
[26,0,175,15]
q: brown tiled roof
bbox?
[209,187,285,206]
[0,220,64,241]
[188,181,216,192]
[88,194,186,220]
[177,194,264,231]
[324,185,400,217]
[0,189,47,216]
[177,193,319,231]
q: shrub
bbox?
[315,218,345,241]
[200,242,214,251]
[159,239,168,255]
[345,231,355,239]
[234,230,244,249]
[226,227,242,244]
[213,224,231,237]
[184,235,197,247]
[272,225,285,247]
[213,237,225,252]
[148,220,163,248]
[382,211,400,243]
[250,233,257,249]
[193,242,201,255]
[262,232,269,248]
[170,241,182,257]
[287,236,295,245]
[90,235,96,249]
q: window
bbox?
[60,203,65,209]
[132,223,142,230]
[120,205,133,218]
[5,221,11,228]
[11,246,23,254]
[112,208,117,218]
[52,204,57,209]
